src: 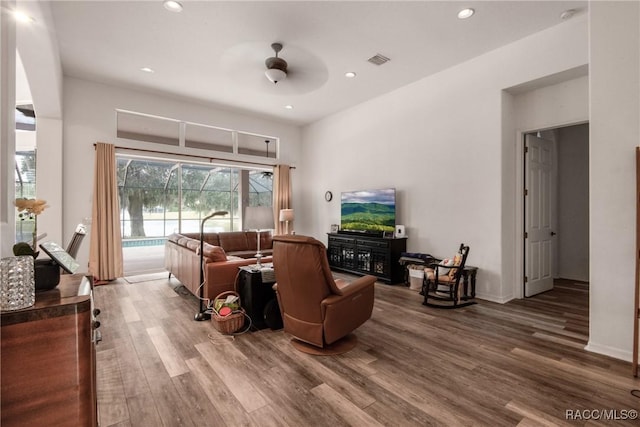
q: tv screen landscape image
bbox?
[341,188,396,234]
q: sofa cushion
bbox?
[245,231,273,251]
[180,232,220,246]
[204,234,221,246]
[177,237,192,248]
[261,233,273,249]
[185,240,200,251]
[167,233,182,244]
[198,243,227,263]
[218,232,249,252]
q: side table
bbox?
[237,265,282,330]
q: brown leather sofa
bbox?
[165,231,273,300]
[272,235,376,348]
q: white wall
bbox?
[511,76,589,130]
[557,124,589,282]
[63,77,302,270]
[300,16,588,304]
[587,1,640,361]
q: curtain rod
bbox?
[93,143,295,169]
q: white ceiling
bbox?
[48,1,587,126]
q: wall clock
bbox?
[325,191,333,202]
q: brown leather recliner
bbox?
[272,235,376,348]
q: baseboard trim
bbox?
[584,341,632,362]
[475,293,514,304]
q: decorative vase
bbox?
[0,255,36,311]
[34,259,60,292]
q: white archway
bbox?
[15,0,64,246]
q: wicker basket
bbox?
[211,291,245,334]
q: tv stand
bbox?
[327,233,406,284]
[337,229,384,237]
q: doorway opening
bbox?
[523,123,589,298]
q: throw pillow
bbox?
[448,252,463,278]
[198,243,227,262]
[438,258,454,276]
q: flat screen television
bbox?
[341,188,396,235]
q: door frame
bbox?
[513,120,588,299]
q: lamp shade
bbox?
[279,209,294,222]
[245,206,274,230]
[265,68,287,84]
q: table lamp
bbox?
[245,206,274,268]
[279,209,294,235]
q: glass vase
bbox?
[0,256,36,311]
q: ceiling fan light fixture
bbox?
[265,43,288,84]
[265,68,287,84]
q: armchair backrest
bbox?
[272,235,336,323]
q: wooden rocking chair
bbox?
[422,243,475,308]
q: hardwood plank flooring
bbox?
[94,277,640,426]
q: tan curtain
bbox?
[89,142,123,282]
[273,164,292,235]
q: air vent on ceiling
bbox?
[367,54,390,66]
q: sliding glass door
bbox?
[116,156,272,275]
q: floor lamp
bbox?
[245,206,274,268]
[195,210,228,321]
[279,209,294,235]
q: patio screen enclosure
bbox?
[117,157,273,240]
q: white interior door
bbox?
[525,134,555,297]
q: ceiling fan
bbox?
[264,43,288,84]
[262,140,273,178]
[219,41,328,94]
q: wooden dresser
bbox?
[1,274,99,427]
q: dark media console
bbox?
[327,232,406,284]
[333,229,387,238]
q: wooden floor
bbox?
[94,276,640,426]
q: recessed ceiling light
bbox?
[560,9,577,20]
[140,67,155,73]
[457,8,475,19]
[284,105,294,110]
[345,72,357,78]
[163,0,183,12]
[13,10,35,23]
